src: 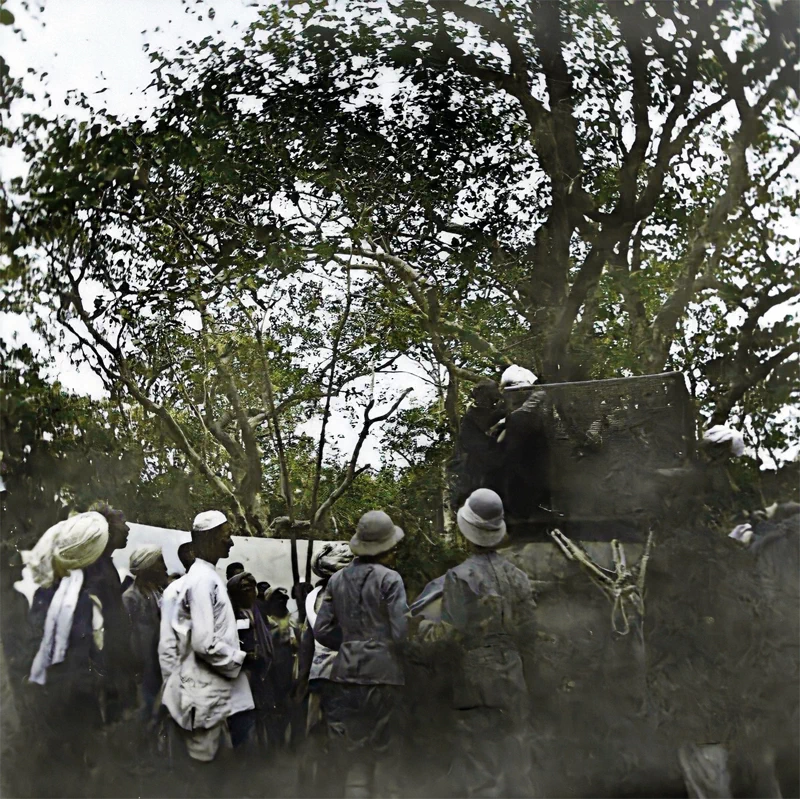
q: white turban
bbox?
[24,512,110,685]
[500,364,538,389]
[703,425,745,457]
[128,545,163,576]
[22,512,109,589]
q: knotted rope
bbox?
[550,527,654,636]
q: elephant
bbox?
[502,519,799,798]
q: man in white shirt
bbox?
[160,510,254,763]
[158,541,195,683]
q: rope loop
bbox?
[549,527,655,637]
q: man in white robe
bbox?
[161,511,253,763]
[158,542,195,683]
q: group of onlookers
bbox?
[16,487,539,797]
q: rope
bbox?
[549,527,655,636]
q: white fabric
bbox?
[22,525,62,588]
[22,512,109,589]
[89,594,105,651]
[729,523,754,546]
[181,720,231,762]
[158,575,187,681]
[161,559,252,731]
[500,364,538,389]
[305,586,337,682]
[703,425,745,457]
[28,570,84,685]
[305,586,322,628]
[128,544,162,575]
[192,510,228,532]
[311,542,353,579]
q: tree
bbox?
[128,0,794,442]
[3,0,798,552]
[2,81,415,554]
[1,345,137,549]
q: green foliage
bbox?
[0,344,139,552]
[0,343,232,548]
[2,0,798,551]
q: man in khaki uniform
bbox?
[442,488,537,798]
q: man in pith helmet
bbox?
[314,510,409,798]
[442,488,537,798]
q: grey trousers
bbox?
[452,706,534,798]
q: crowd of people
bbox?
[15,489,538,798]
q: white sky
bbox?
[0,0,438,468]
[3,1,258,111]
[1,0,250,395]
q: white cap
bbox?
[500,364,538,389]
[192,510,228,533]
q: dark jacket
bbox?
[442,551,536,711]
[314,559,408,686]
[502,391,551,517]
[122,583,161,697]
[84,555,134,716]
[84,555,131,671]
[28,583,101,696]
[234,605,275,711]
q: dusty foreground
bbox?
[4,689,797,799]
[3,523,798,798]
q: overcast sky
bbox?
[0,0,438,469]
[1,0,264,386]
[2,0,261,121]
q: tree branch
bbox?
[312,387,412,525]
[430,0,533,89]
[340,246,512,369]
[610,2,654,208]
[648,99,757,369]
[307,266,353,579]
[63,288,242,510]
[215,349,263,533]
[710,342,800,426]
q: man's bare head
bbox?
[471,379,502,409]
[177,541,195,572]
[88,501,130,553]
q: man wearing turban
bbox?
[22,511,111,795]
[83,501,135,721]
[122,544,168,721]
